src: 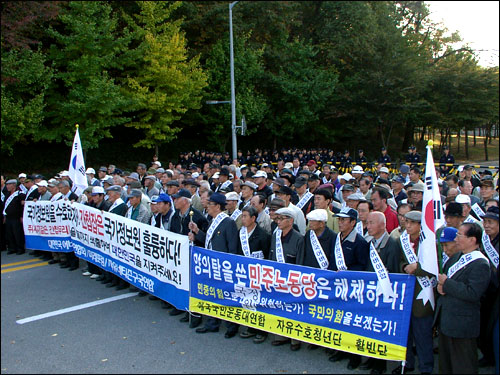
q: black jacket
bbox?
[236,224,271,259]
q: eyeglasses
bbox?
[276,216,291,221]
[208,202,217,206]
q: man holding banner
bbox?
[188,192,239,337]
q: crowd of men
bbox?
[1,145,499,375]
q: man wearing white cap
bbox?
[456,194,482,225]
[144,175,159,199]
[298,209,335,269]
[254,170,273,199]
[36,181,52,201]
[17,173,28,194]
[269,207,304,351]
[225,191,243,230]
[351,165,364,183]
[86,168,100,186]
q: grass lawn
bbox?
[431,133,499,164]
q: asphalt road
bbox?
[1,251,495,374]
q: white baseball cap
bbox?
[455,194,471,205]
[340,173,353,181]
[37,180,48,187]
[306,209,328,222]
[225,192,240,201]
[18,173,27,178]
[254,170,268,178]
[86,168,96,174]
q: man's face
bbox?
[226,200,237,212]
[338,217,355,234]
[405,220,420,237]
[250,196,262,212]
[357,203,370,222]
[360,180,370,194]
[409,170,420,183]
[314,195,329,210]
[308,220,324,232]
[445,214,462,228]
[346,199,359,210]
[157,201,171,215]
[296,183,307,195]
[129,196,141,207]
[342,189,354,202]
[98,171,106,179]
[58,184,69,194]
[92,194,104,205]
[276,193,290,205]
[391,181,402,192]
[145,178,154,188]
[240,186,253,200]
[254,177,265,187]
[308,180,319,191]
[480,185,495,201]
[167,185,179,196]
[461,181,473,195]
[241,211,254,228]
[277,215,293,231]
[322,166,330,176]
[483,218,499,238]
[6,183,16,193]
[411,191,423,203]
[442,241,459,257]
[397,206,411,228]
[207,201,220,217]
[366,214,385,238]
[371,191,384,211]
[292,159,300,168]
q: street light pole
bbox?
[229,1,238,161]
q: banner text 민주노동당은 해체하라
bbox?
[190,246,415,361]
[23,200,190,310]
[23,200,415,360]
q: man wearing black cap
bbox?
[126,189,152,224]
[378,147,391,165]
[294,176,314,217]
[182,178,202,212]
[328,207,369,369]
[439,145,455,177]
[4,179,26,255]
[339,150,352,168]
[215,167,233,193]
[188,192,239,337]
[275,186,306,235]
[406,146,421,165]
[23,175,40,203]
[355,149,367,165]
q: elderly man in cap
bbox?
[165,179,180,198]
[328,207,369,369]
[4,179,26,255]
[150,194,174,231]
[351,165,364,183]
[183,178,202,212]
[269,207,304,351]
[456,194,482,224]
[479,178,497,209]
[143,175,159,199]
[253,170,272,199]
[376,166,390,183]
[399,164,411,184]
[86,168,100,186]
[36,180,52,201]
[225,191,243,230]
[23,175,40,204]
[275,186,306,235]
[407,182,425,211]
[395,210,435,375]
[239,181,257,211]
[126,189,151,224]
[435,223,491,374]
[17,173,27,194]
[294,175,314,217]
[391,175,407,205]
[312,188,339,233]
[250,194,272,235]
[214,167,233,193]
[237,205,272,344]
[345,192,365,210]
[337,181,356,206]
[58,180,78,201]
[106,186,128,216]
[188,192,239,337]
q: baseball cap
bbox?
[481,206,499,221]
[294,176,308,188]
[86,168,96,175]
[340,173,353,182]
[209,192,226,206]
[352,165,364,174]
[439,227,458,243]
[254,170,267,179]
[335,207,358,221]
[36,180,48,187]
[277,186,294,196]
[106,185,122,193]
[153,193,172,203]
[379,167,390,174]
[127,189,142,198]
[91,186,105,195]
[400,165,410,174]
[275,207,295,218]
[18,173,27,179]
[128,172,140,181]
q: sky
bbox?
[425,1,499,67]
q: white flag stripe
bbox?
[68,127,88,196]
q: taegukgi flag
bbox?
[68,125,88,196]
[417,141,445,309]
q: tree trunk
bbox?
[484,125,489,161]
[402,122,414,152]
[273,136,277,151]
[473,127,476,146]
[457,129,461,154]
[155,144,159,159]
[439,128,444,153]
[464,127,469,160]
[420,125,426,141]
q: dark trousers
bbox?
[1,218,6,251]
[406,314,434,373]
[479,294,495,362]
[86,261,101,275]
[5,218,24,251]
[439,330,478,374]
[204,316,238,333]
[65,251,79,267]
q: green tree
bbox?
[43,1,131,149]
[1,47,53,155]
[122,1,208,153]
